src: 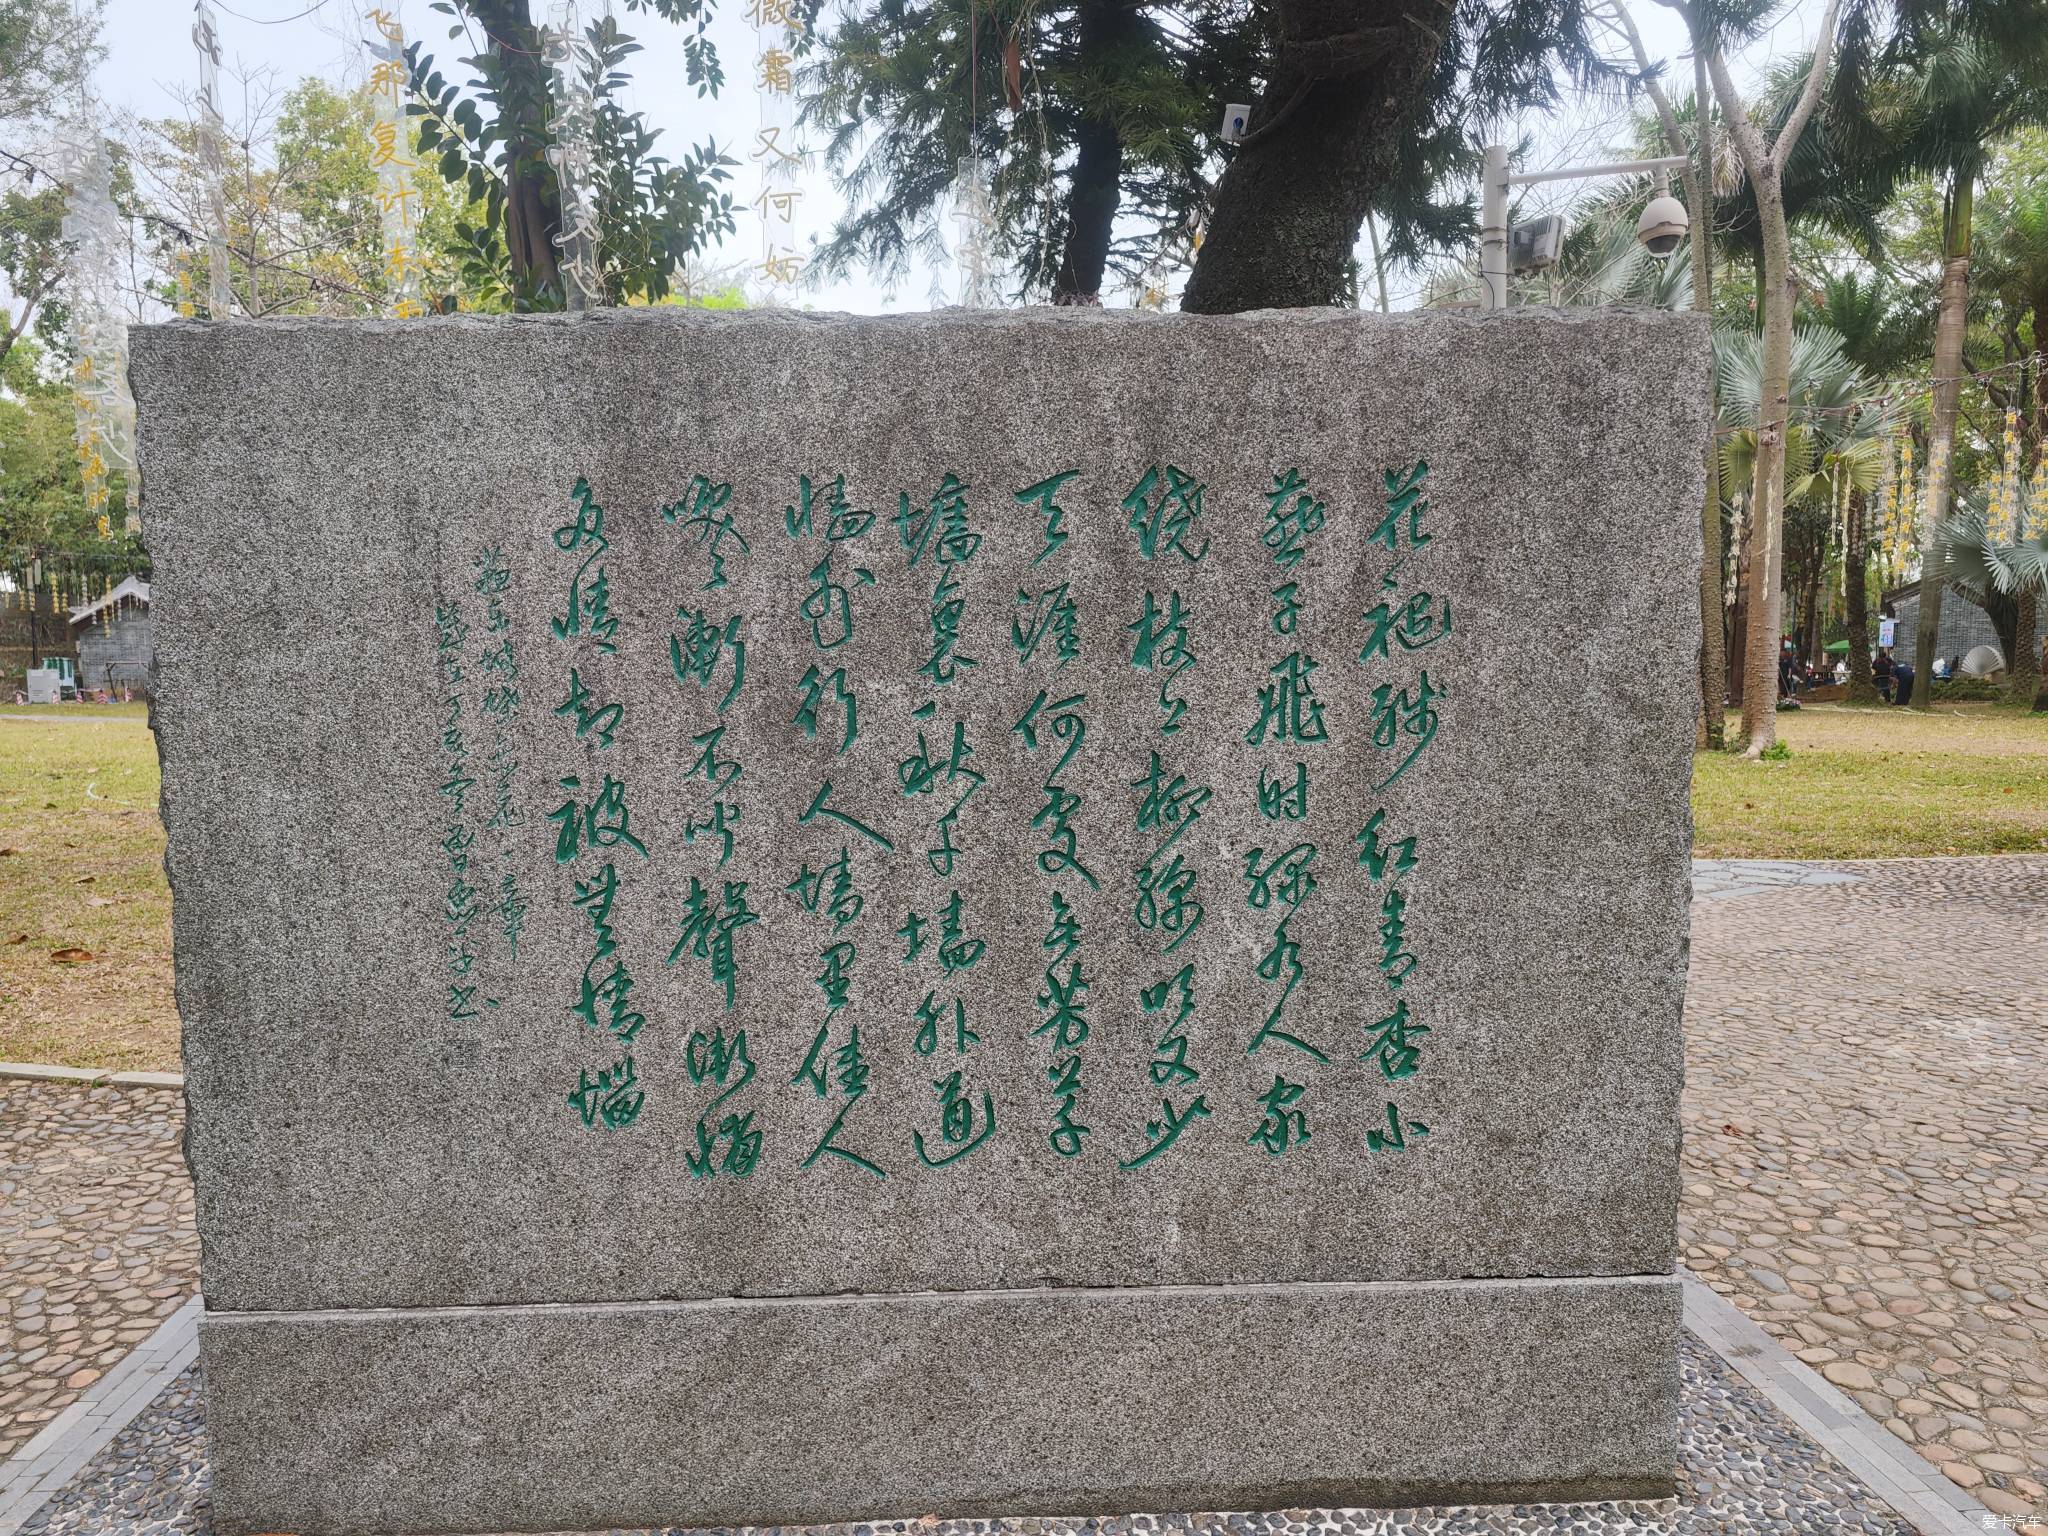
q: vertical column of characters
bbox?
[430,587,481,1047]
[472,548,528,960]
[1007,466,1110,1162]
[550,480,651,1132]
[661,473,764,1177]
[747,0,805,290]
[1352,462,1448,1153]
[770,471,928,1183]
[365,9,426,316]
[873,470,997,1172]
[1115,464,1215,1171]
[1239,470,1334,1158]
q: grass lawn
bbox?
[1692,701,2048,858]
[0,703,175,1072]
[2,697,2044,1072]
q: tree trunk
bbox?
[1913,167,1975,707]
[1690,46,1725,749]
[1730,511,1750,707]
[1844,488,1880,702]
[1050,0,1132,304]
[1739,189,1797,754]
[2009,591,2039,706]
[1364,212,1390,313]
[477,1,563,307]
[1181,4,1441,314]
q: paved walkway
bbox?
[1683,855,2048,1526]
[0,1084,195,1464]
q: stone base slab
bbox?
[200,1275,1679,1536]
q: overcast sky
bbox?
[77,0,1830,316]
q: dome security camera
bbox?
[1637,194,1689,258]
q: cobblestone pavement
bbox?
[14,1335,1922,1536]
[1684,854,2048,1528]
[0,1084,196,1463]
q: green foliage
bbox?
[1942,494,2048,605]
[1714,323,1893,507]
[0,337,142,580]
[1813,269,1929,377]
[0,180,68,365]
[407,2,736,310]
[1758,738,1792,761]
[666,285,746,310]
[797,0,1251,300]
[0,0,101,129]
[134,77,467,318]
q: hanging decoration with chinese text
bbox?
[190,1,234,319]
[749,0,803,293]
[947,155,997,308]
[59,119,139,535]
[366,8,426,318]
[544,2,602,311]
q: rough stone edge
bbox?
[0,1296,202,1536]
[0,1061,183,1088]
[130,303,1710,351]
[1678,1270,1993,1536]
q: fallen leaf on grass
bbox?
[6,934,26,945]
[86,896,114,907]
[74,874,96,884]
[0,847,15,856]
[49,947,93,964]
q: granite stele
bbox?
[130,307,1707,1536]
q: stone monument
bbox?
[131,307,1706,1536]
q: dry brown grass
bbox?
[0,705,177,1072]
[1693,701,2048,858]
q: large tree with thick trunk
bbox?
[1181,0,1616,314]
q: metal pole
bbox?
[1480,144,1509,311]
[1505,154,1691,187]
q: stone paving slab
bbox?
[1682,855,2048,1527]
[0,1301,199,1536]
[1689,858,1864,901]
[2,1331,1934,1536]
[0,1084,196,1464]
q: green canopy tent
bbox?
[1824,640,1851,654]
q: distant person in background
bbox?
[1874,649,1896,703]
[1834,656,1849,685]
[1779,637,1799,697]
[1894,654,1916,706]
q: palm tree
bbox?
[1941,490,2048,711]
[1977,177,2047,473]
[1715,322,1894,689]
[1813,269,1931,700]
[1840,17,2048,704]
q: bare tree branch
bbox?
[1776,0,1844,159]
